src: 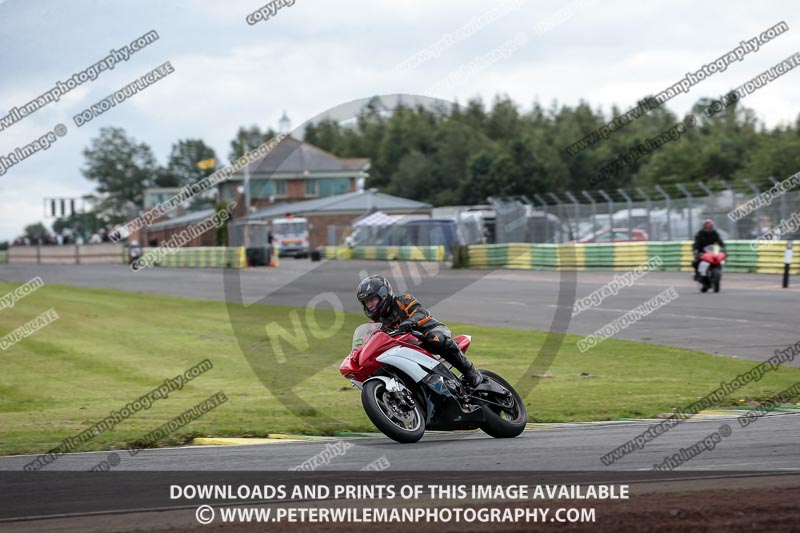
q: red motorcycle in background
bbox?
[340,323,527,443]
[697,244,727,293]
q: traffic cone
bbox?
[269,244,279,267]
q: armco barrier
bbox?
[0,250,7,264]
[318,245,445,262]
[465,240,798,274]
[129,247,247,268]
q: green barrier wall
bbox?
[319,241,799,274]
[125,247,247,268]
[319,246,445,262]
[466,240,798,273]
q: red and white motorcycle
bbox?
[340,323,527,443]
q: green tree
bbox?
[80,127,158,224]
[229,126,278,162]
[24,222,51,242]
[163,139,217,187]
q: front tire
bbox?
[362,379,425,443]
[711,269,721,293]
[476,370,527,438]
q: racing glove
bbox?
[397,319,417,333]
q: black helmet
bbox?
[356,275,393,320]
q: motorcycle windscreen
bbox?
[352,322,381,351]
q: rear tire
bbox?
[476,370,527,438]
[362,379,425,443]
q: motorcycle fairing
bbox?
[376,346,440,383]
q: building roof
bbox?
[236,136,370,176]
[234,190,431,223]
[147,208,216,231]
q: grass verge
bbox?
[0,280,798,456]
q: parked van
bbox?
[272,217,310,257]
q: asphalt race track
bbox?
[0,409,798,472]
[1,260,799,529]
[1,260,797,363]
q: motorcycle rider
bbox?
[692,219,725,280]
[356,275,483,388]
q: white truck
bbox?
[272,217,310,258]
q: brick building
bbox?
[233,190,432,250]
[136,135,431,251]
[220,135,370,218]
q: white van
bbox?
[272,217,310,257]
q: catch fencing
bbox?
[491,178,800,244]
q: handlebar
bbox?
[387,329,424,339]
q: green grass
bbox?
[0,280,798,456]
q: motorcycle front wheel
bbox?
[362,379,425,443]
[710,268,721,293]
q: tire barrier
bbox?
[318,245,446,262]
[463,241,798,273]
[124,246,247,268]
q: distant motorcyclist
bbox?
[692,219,725,279]
[356,275,483,387]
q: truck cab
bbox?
[271,217,310,257]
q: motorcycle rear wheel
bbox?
[475,370,527,438]
[362,380,425,443]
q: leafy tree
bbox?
[164,139,217,187]
[229,126,278,162]
[80,127,158,224]
[24,222,51,242]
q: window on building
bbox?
[305,179,318,196]
[249,179,287,199]
[318,178,350,196]
[306,178,350,197]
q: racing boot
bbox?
[441,338,483,388]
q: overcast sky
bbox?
[1,0,798,241]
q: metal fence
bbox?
[490,181,800,244]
